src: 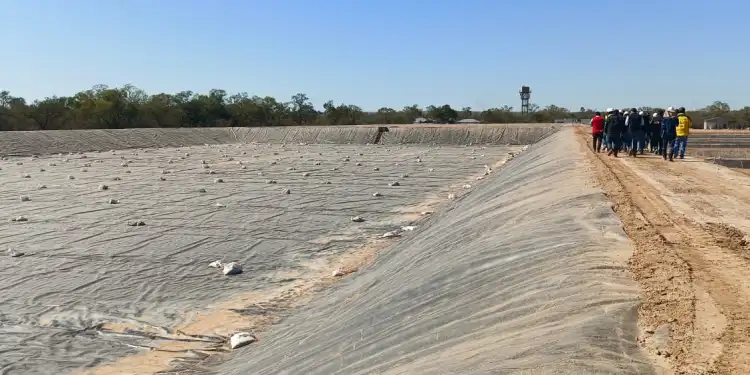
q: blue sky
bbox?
[1,0,747,111]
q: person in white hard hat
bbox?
[637,111,647,155]
[660,108,678,161]
[618,109,629,153]
[648,112,662,153]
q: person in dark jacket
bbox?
[660,107,678,161]
[638,111,648,155]
[603,109,612,150]
[626,108,644,156]
[649,112,662,153]
[590,112,605,152]
[602,109,614,152]
[619,109,629,153]
[605,109,623,157]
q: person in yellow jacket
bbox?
[674,107,691,159]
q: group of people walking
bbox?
[590,107,692,161]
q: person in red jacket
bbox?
[590,111,605,152]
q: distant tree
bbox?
[290,93,317,125]
[376,107,397,124]
[424,105,438,121]
[402,105,422,122]
[28,97,68,130]
[433,105,458,123]
[733,106,750,126]
[322,100,341,125]
[703,101,731,117]
[0,85,747,129]
[347,105,363,125]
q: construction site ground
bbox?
[4,125,750,374]
[574,127,750,375]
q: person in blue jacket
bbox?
[660,107,678,161]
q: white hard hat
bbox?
[667,106,674,112]
[638,111,644,115]
[605,108,613,113]
[652,113,659,117]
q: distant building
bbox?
[704,116,728,130]
[456,119,481,124]
[413,117,431,124]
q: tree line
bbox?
[0,85,748,131]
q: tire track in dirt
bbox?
[636,156,748,199]
[627,156,750,261]
[626,158,723,219]
[575,128,750,375]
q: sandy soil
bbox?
[575,127,750,375]
[211,128,653,375]
[0,141,524,374]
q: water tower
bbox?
[519,86,531,115]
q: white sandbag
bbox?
[382,231,401,238]
[223,262,243,276]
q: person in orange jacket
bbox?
[674,107,692,159]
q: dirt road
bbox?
[575,127,750,375]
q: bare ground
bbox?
[575,127,750,375]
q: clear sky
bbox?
[1,0,747,111]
